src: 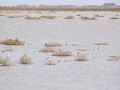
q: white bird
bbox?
[46,57,50,60]
[5,54,10,60]
[48,52,52,55]
[7,54,10,58]
[113,25,116,28]
[93,47,99,50]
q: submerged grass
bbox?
[81,16,97,20]
[40,47,55,52]
[19,53,31,64]
[45,42,62,47]
[0,38,25,45]
[25,15,41,20]
[107,55,120,61]
[94,14,104,17]
[95,42,108,45]
[52,49,72,56]
[0,56,11,66]
[110,17,119,19]
[7,16,21,18]
[0,13,4,16]
[74,52,88,61]
[44,60,55,65]
[64,16,74,19]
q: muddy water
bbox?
[0,11,120,90]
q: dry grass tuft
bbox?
[25,15,41,20]
[107,55,120,61]
[0,13,4,16]
[115,15,119,16]
[76,14,81,16]
[45,60,55,65]
[110,17,119,19]
[45,16,56,19]
[74,52,88,61]
[19,53,31,64]
[52,49,72,56]
[0,38,25,45]
[95,42,108,45]
[76,49,87,51]
[94,14,104,17]
[7,16,21,18]
[72,44,79,46]
[40,47,55,52]
[81,16,97,20]
[45,42,62,47]
[64,16,74,19]
[40,15,56,19]
[0,57,11,66]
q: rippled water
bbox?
[0,11,120,90]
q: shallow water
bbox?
[0,11,120,90]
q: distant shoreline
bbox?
[0,7,120,11]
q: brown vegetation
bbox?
[74,52,88,61]
[7,16,21,18]
[45,60,55,65]
[94,14,104,17]
[81,16,97,20]
[95,42,108,45]
[0,56,11,66]
[0,38,25,45]
[19,53,31,64]
[45,42,62,47]
[40,47,55,52]
[25,15,41,20]
[64,16,74,19]
[110,17,119,19]
[72,44,79,46]
[40,15,56,19]
[107,55,120,61]
[52,49,72,56]
[0,13,4,16]
[76,14,81,16]
[0,7,120,11]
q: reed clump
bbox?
[81,16,97,20]
[74,52,88,61]
[40,15,56,19]
[25,15,41,20]
[110,17,119,19]
[72,44,79,46]
[107,55,120,61]
[0,56,11,66]
[45,60,55,65]
[76,14,80,16]
[95,42,108,45]
[0,38,25,45]
[0,13,4,16]
[94,14,104,17]
[19,53,31,64]
[52,49,72,56]
[64,16,74,19]
[40,47,55,52]
[8,16,21,18]
[45,42,62,47]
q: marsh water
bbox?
[0,11,120,90]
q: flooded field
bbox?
[0,11,120,90]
